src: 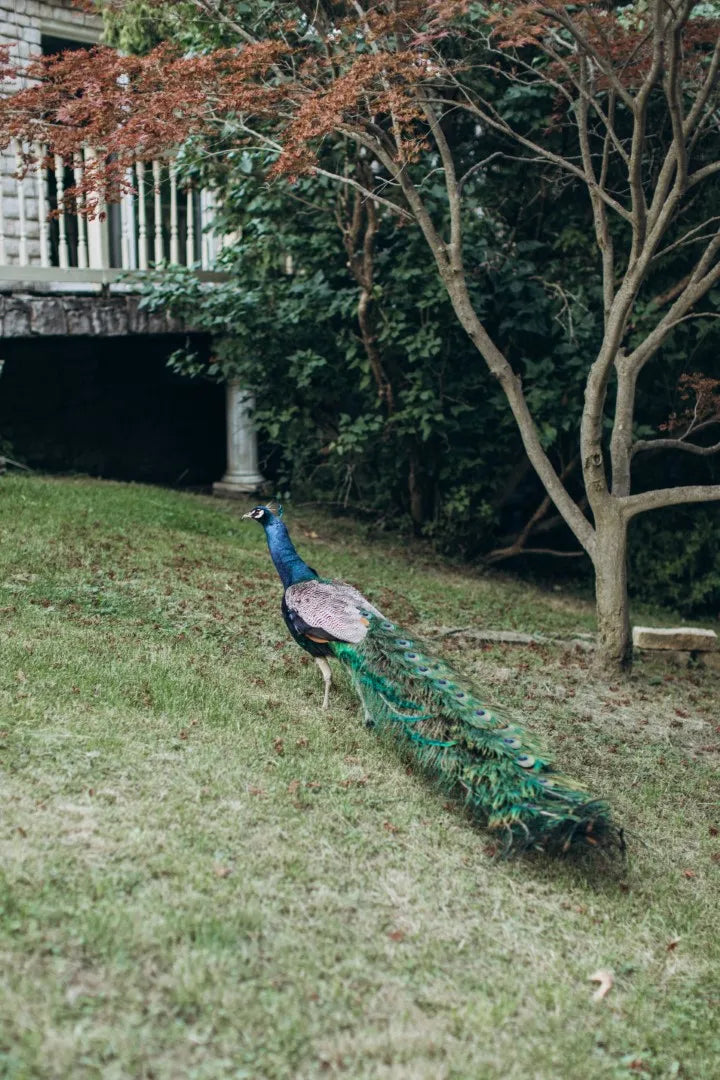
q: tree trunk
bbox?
[593,508,632,671]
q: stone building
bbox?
[0,0,263,493]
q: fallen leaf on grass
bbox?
[666,939,680,951]
[682,868,696,879]
[589,969,614,1001]
[213,864,232,878]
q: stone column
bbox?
[213,380,265,497]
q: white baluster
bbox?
[200,188,210,269]
[54,154,69,269]
[120,167,137,269]
[120,177,130,270]
[35,143,50,267]
[169,163,179,264]
[152,159,163,265]
[14,140,28,265]
[136,160,148,270]
[73,150,88,269]
[185,184,195,265]
[84,146,110,269]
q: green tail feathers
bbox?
[332,616,623,857]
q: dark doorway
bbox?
[0,335,225,486]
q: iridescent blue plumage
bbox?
[244,506,623,857]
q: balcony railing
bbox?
[0,140,222,283]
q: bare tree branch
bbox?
[632,436,720,457]
[621,484,720,519]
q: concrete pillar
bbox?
[213,379,265,497]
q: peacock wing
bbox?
[284,580,384,645]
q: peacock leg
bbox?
[354,679,374,729]
[315,656,332,710]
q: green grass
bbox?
[1,475,718,1080]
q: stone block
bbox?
[64,299,94,336]
[124,296,148,334]
[146,309,171,335]
[1,297,31,336]
[632,626,717,652]
[29,297,67,335]
[90,300,129,337]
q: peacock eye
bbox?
[517,754,536,768]
[404,652,418,661]
[380,620,395,630]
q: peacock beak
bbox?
[241,512,254,519]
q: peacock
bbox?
[243,505,622,856]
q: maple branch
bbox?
[449,94,632,223]
[486,456,584,563]
[688,160,720,188]
[632,436,720,457]
[620,485,720,519]
[683,32,720,138]
[188,0,258,46]
[312,163,411,220]
[537,6,635,110]
[652,218,720,262]
[625,232,720,373]
[488,547,586,561]
[577,58,614,324]
[419,91,461,267]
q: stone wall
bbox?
[0,291,187,338]
[1,0,102,265]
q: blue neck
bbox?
[263,517,317,588]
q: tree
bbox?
[3,0,719,669]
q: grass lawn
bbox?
[0,475,718,1080]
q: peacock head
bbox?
[242,504,281,526]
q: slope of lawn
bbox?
[0,475,718,1080]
